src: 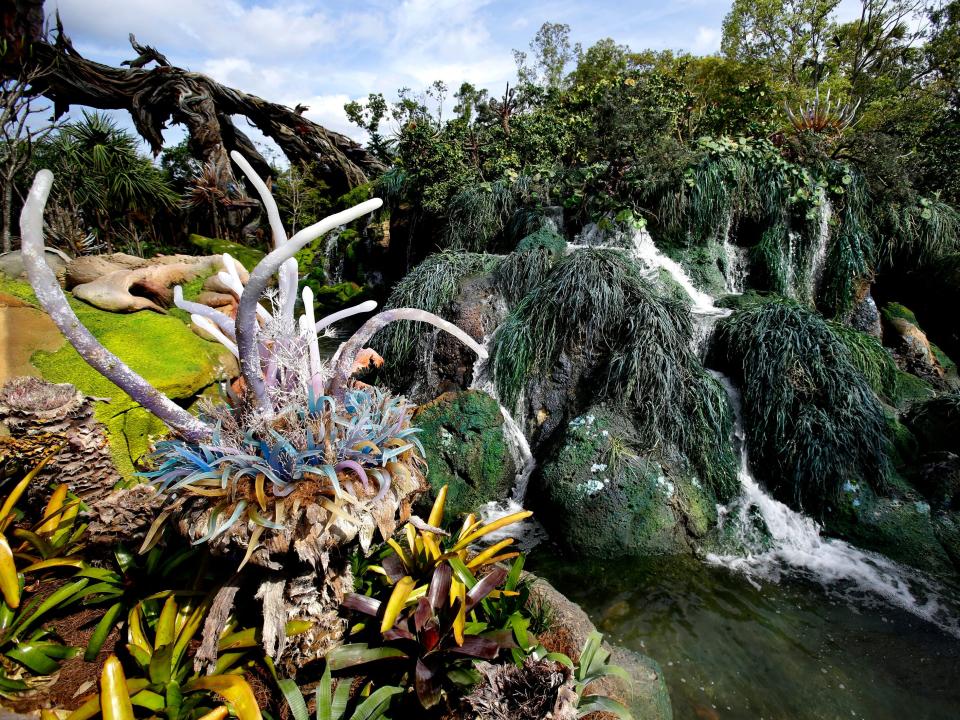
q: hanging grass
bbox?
[375,250,502,380]
[444,177,537,251]
[884,196,960,266]
[828,322,900,403]
[713,300,891,512]
[490,247,737,497]
[818,169,875,318]
[494,228,566,304]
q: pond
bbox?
[530,553,960,720]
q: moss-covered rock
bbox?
[1,277,235,479]
[187,234,265,270]
[827,479,954,576]
[412,390,515,517]
[665,238,729,298]
[309,281,366,312]
[534,406,718,558]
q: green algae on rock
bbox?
[535,406,719,558]
[1,276,236,479]
[413,390,516,518]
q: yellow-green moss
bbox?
[2,277,233,479]
[187,234,265,270]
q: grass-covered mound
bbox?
[491,247,737,498]
[713,299,891,512]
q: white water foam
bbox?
[807,196,832,301]
[469,336,547,549]
[708,371,960,638]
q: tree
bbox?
[722,0,841,84]
[514,22,581,89]
[33,111,178,251]
[0,65,56,253]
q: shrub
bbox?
[713,300,892,511]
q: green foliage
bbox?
[491,248,736,496]
[884,196,960,265]
[714,300,892,511]
[494,227,565,304]
[375,250,501,383]
[828,322,900,403]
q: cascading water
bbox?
[708,371,960,638]
[721,217,749,294]
[626,229,732,353]
[469,336,547,549]
[807,196,832,301]
[324,229,344,284]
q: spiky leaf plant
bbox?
[444,177,535,251]
[490,247,736,497]
[713,300,892,511]
[494,228,566,305]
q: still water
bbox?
[531,554,960,720]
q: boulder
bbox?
[413,390,516,517]
[534,406,719,558]
[882,303,952,389]
[529,575,673,720]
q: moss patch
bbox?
[187,234,265,270]
[412,390,515,517]
[535,406,717,559]
[2,277,234,479]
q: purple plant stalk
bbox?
[19,170,212,442]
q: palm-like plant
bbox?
[33,111,177,250]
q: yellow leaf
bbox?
[100,655,135,720]
[466,538,514,569]
[197,707,230,720]
[452,581,466,646]
[39,484,68,534]
[453,511,532,550]
[380,576,415,634]
[188,676,262,720]
[0,446,62,527]
[427,485,448,528]
[126,605,152,658]
[457,513,477,541]
[0,534,20,609]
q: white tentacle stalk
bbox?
[20,170,211,442]
[328,308,488,399]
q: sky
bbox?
[48,0,867,153]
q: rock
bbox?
[66,252,225,313]
[0,276,237,479]
[882,303,949,388]
[534,406,719,558]
[412,390,516,517]
[908,452,960,513]
[529,576,673,720]
[827,478,954,576]
[905,392,960,454]
[401,272,509,404]
[849,292,883,339]
[0,247,70,280]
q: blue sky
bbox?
[49,0,864,151]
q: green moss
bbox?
[413,390,515,517]
[187,234,265,270]
[5,276,234,479]
[881,302,919,325]
[664,239,728,298]
[305,281,366,312]
[515,228,566,256]
[535,406,717,558]
[827,483,953,576]
[337,182,373,209]
[894,370,936,408]
[168,269,216,324]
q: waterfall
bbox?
[708,371,960,638]
[469,336,547,550]
[721,217,749,294]
[626,229,732,353]
[807,196,832,301]
[324,229,344,284]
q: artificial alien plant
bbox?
[19,155,489,665]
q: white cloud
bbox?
[692,26,721,55]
